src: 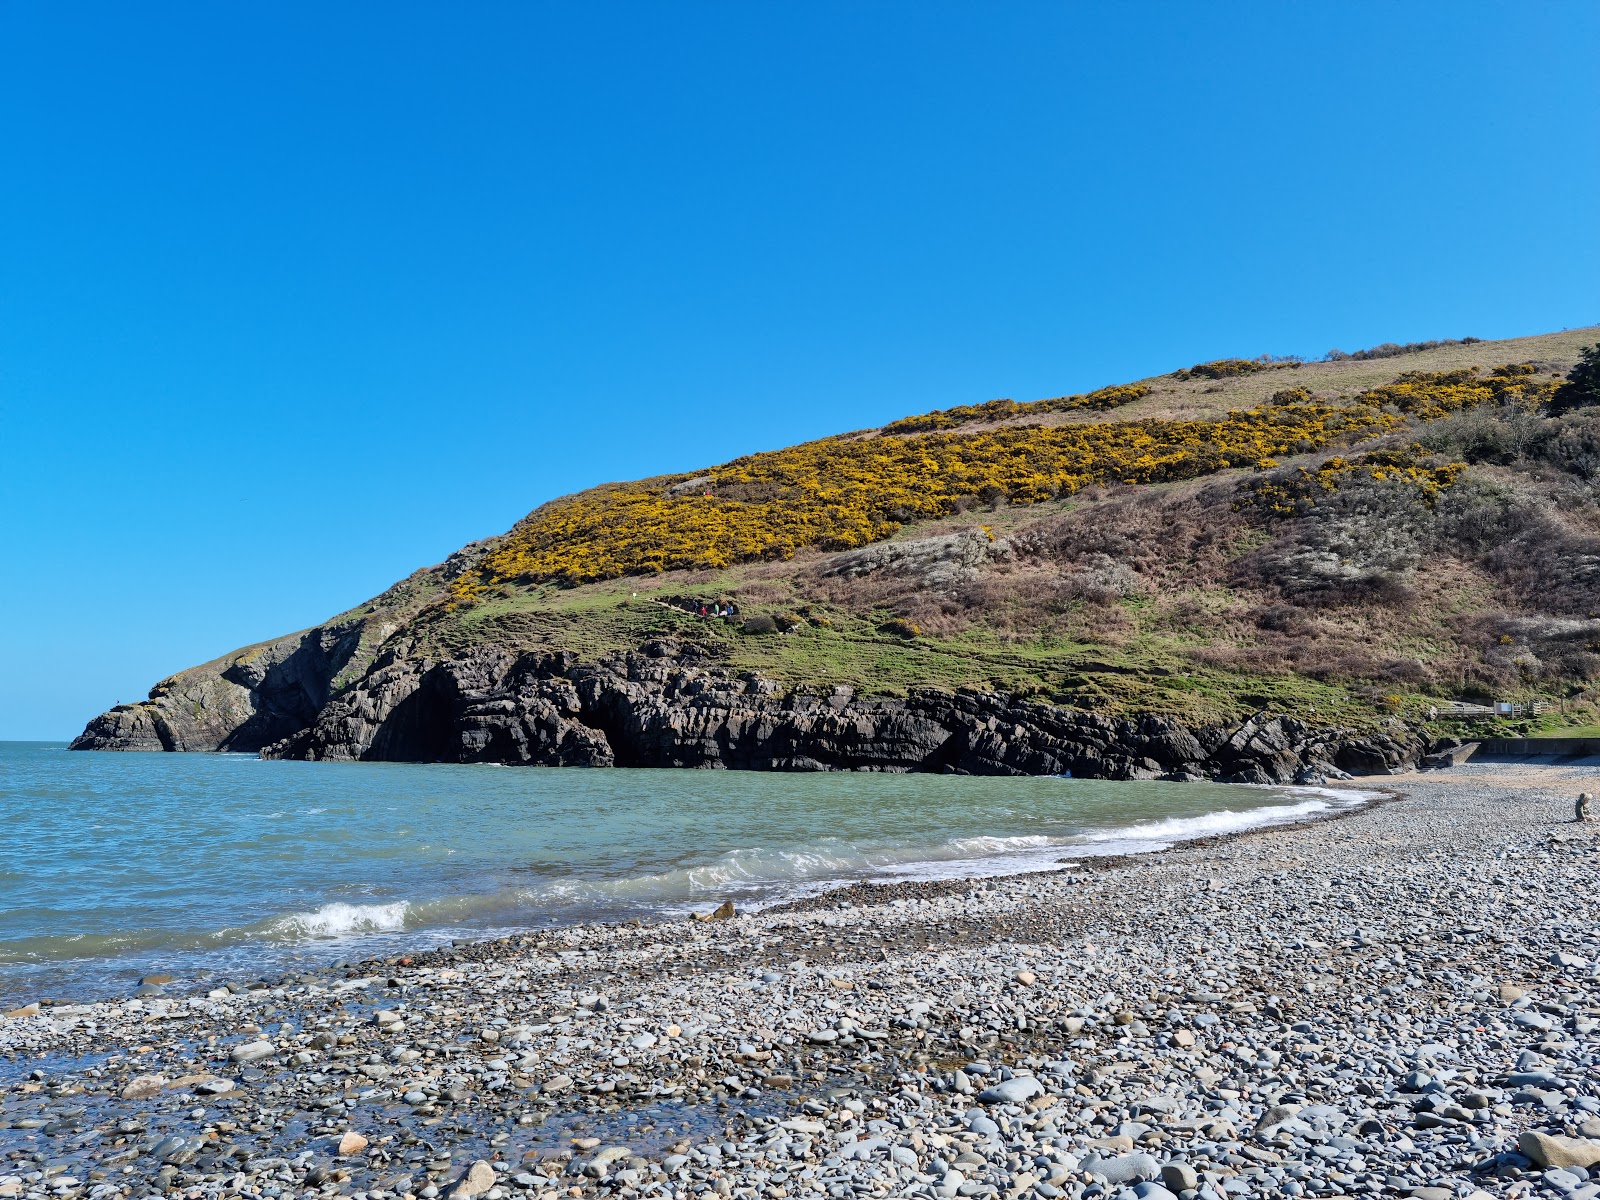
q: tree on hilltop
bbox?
[1550,344,1600,415]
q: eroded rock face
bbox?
[248,647,1427,781]
[72,632,1429,780]
[69,623,363,754]
[821,529,1013,590]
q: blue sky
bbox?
[3,2,1597,739]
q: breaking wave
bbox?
[262,901,411,940]
[1071,786,1378,852]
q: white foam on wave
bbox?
[944,833,1056,854]
[1070,785,1379,852]
[560,833,1064,902]
[264,901,411,940]
[339,790,1376,932]
[1279,784,1387,805]
[226,783,1390,953]
[1077,798,1328,844]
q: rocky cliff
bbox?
[72,328,1600,767]
[74,616,1434,780]
[70,623,365,753]
[251,643,1428,783]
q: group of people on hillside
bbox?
[634,593,740,620]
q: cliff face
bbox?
[72,623,1432,780]
[70,329,1600,767]
[69,623,364,754]
[252,644,1427,783]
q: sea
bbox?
[0,741,1374,1007]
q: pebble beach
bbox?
[3,761,1598,1200]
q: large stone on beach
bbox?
[1082,1151,1160,1184]
[119,1074,165,1099]
[1161,1162,1199,1193]
[229,1039,275,1063]
[450,1161,497,1198]
[583,1147,632,1177]
[978,1075,1043,1104]
[1256,1102,1301,1132]
[1520,1131,1600,1169]
[965,1113,1000,1137]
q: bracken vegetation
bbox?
[809,390,1597,709]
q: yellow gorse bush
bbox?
[1355,363,1553,420]
[880,383,1152,435]
[1238,445,1467,514]
[452,365,1553,599]
[1171,358,1281,381]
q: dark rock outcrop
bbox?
[70,623,363,753]
[247,646,1428,782]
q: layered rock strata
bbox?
[184,646,1434,783]
[69,624,363,754]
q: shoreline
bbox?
[3,761,1598,1200]
[2,781,1388,1013]
[715,783,1396,923]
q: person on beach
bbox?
[1578,792,1593,822]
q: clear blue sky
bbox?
[3,2,1597,740]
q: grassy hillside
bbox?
[283,327,1600,735]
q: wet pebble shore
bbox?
[3,763,1599,1200]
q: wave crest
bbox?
[263,901,411,940]
[1075,795,1337,848]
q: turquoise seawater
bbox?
[0,742,1365,1005]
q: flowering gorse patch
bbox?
[1238,445,1468,515]
[1171,358,1283,381]
[1356,363,1555,420]
[880,383,1152,435]
[450,364,1557,601]
[1171,355,1312,382]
